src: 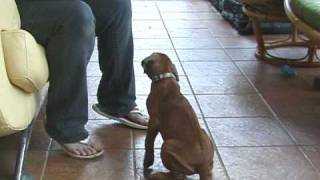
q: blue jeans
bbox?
[17,0,136,143]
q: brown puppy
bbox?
[141,53,214,180]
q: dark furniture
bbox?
[209,0,291,34]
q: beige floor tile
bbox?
[44,150,134,180]
[134,149,227,180]
[188,75,255,94]
[206,117,294,146]
[0,150,47,180]
[197,94,271,118]
[51,120,133,150]
[182,62,241,76]
[172,37,221,49]
[134,38,173,50]
[219,146,319,180]
[177,49,231,61]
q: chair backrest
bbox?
[0,0,21,30]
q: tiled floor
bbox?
[1,0,320,179]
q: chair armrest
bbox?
[1,29,49,93]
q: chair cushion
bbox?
[1,29,49,93]
[0,34,41,137]
[0,0,21,30]
[290,0,320,30]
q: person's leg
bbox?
[85,0,135,116]
[17,1,102,157]
[84,0,148,128]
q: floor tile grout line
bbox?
[92,46,259,52]
[133,37,171,39]
[50,147,136,151]
[297,146,320,177]
[163,3,233,178]
[133,92,261,96]
[189,92,265,96]
[223,49,299,144]
[88,115,272,121]
[88,59,254,64]
[216,145,309,148]
[203,115,273,119]
[131,129,138,180]
[156,3,232,180]
[216,32,320,178]
[228,52,320,176]
[132,0,318,177]
[242,73,301,143]
[134,144,318,150]
[40,139,52,180]
[17,3,316,179]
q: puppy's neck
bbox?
[149,72,177,82]
[151,78,180,97]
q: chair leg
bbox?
[251,18,266,60]
[251,19,320,67]
[307,45,317,63]
[14,120,35,180]
[291,26,298,43]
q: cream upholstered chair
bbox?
[0,0,49,179]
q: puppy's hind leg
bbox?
[161,140,195,176]
[198,160,214,180]
[198,129,214,180]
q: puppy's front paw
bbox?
[143,153,154,169]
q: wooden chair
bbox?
[285,0,320,46]
[241,0,319,67]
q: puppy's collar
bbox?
[151,72,177,82]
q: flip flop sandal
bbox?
[61,138,104,159]
[92,104,148,130]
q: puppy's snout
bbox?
[141,56,152,73]
[141,58,147,70]
[141,58,146,68]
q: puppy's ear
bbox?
[170,63,179,81]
